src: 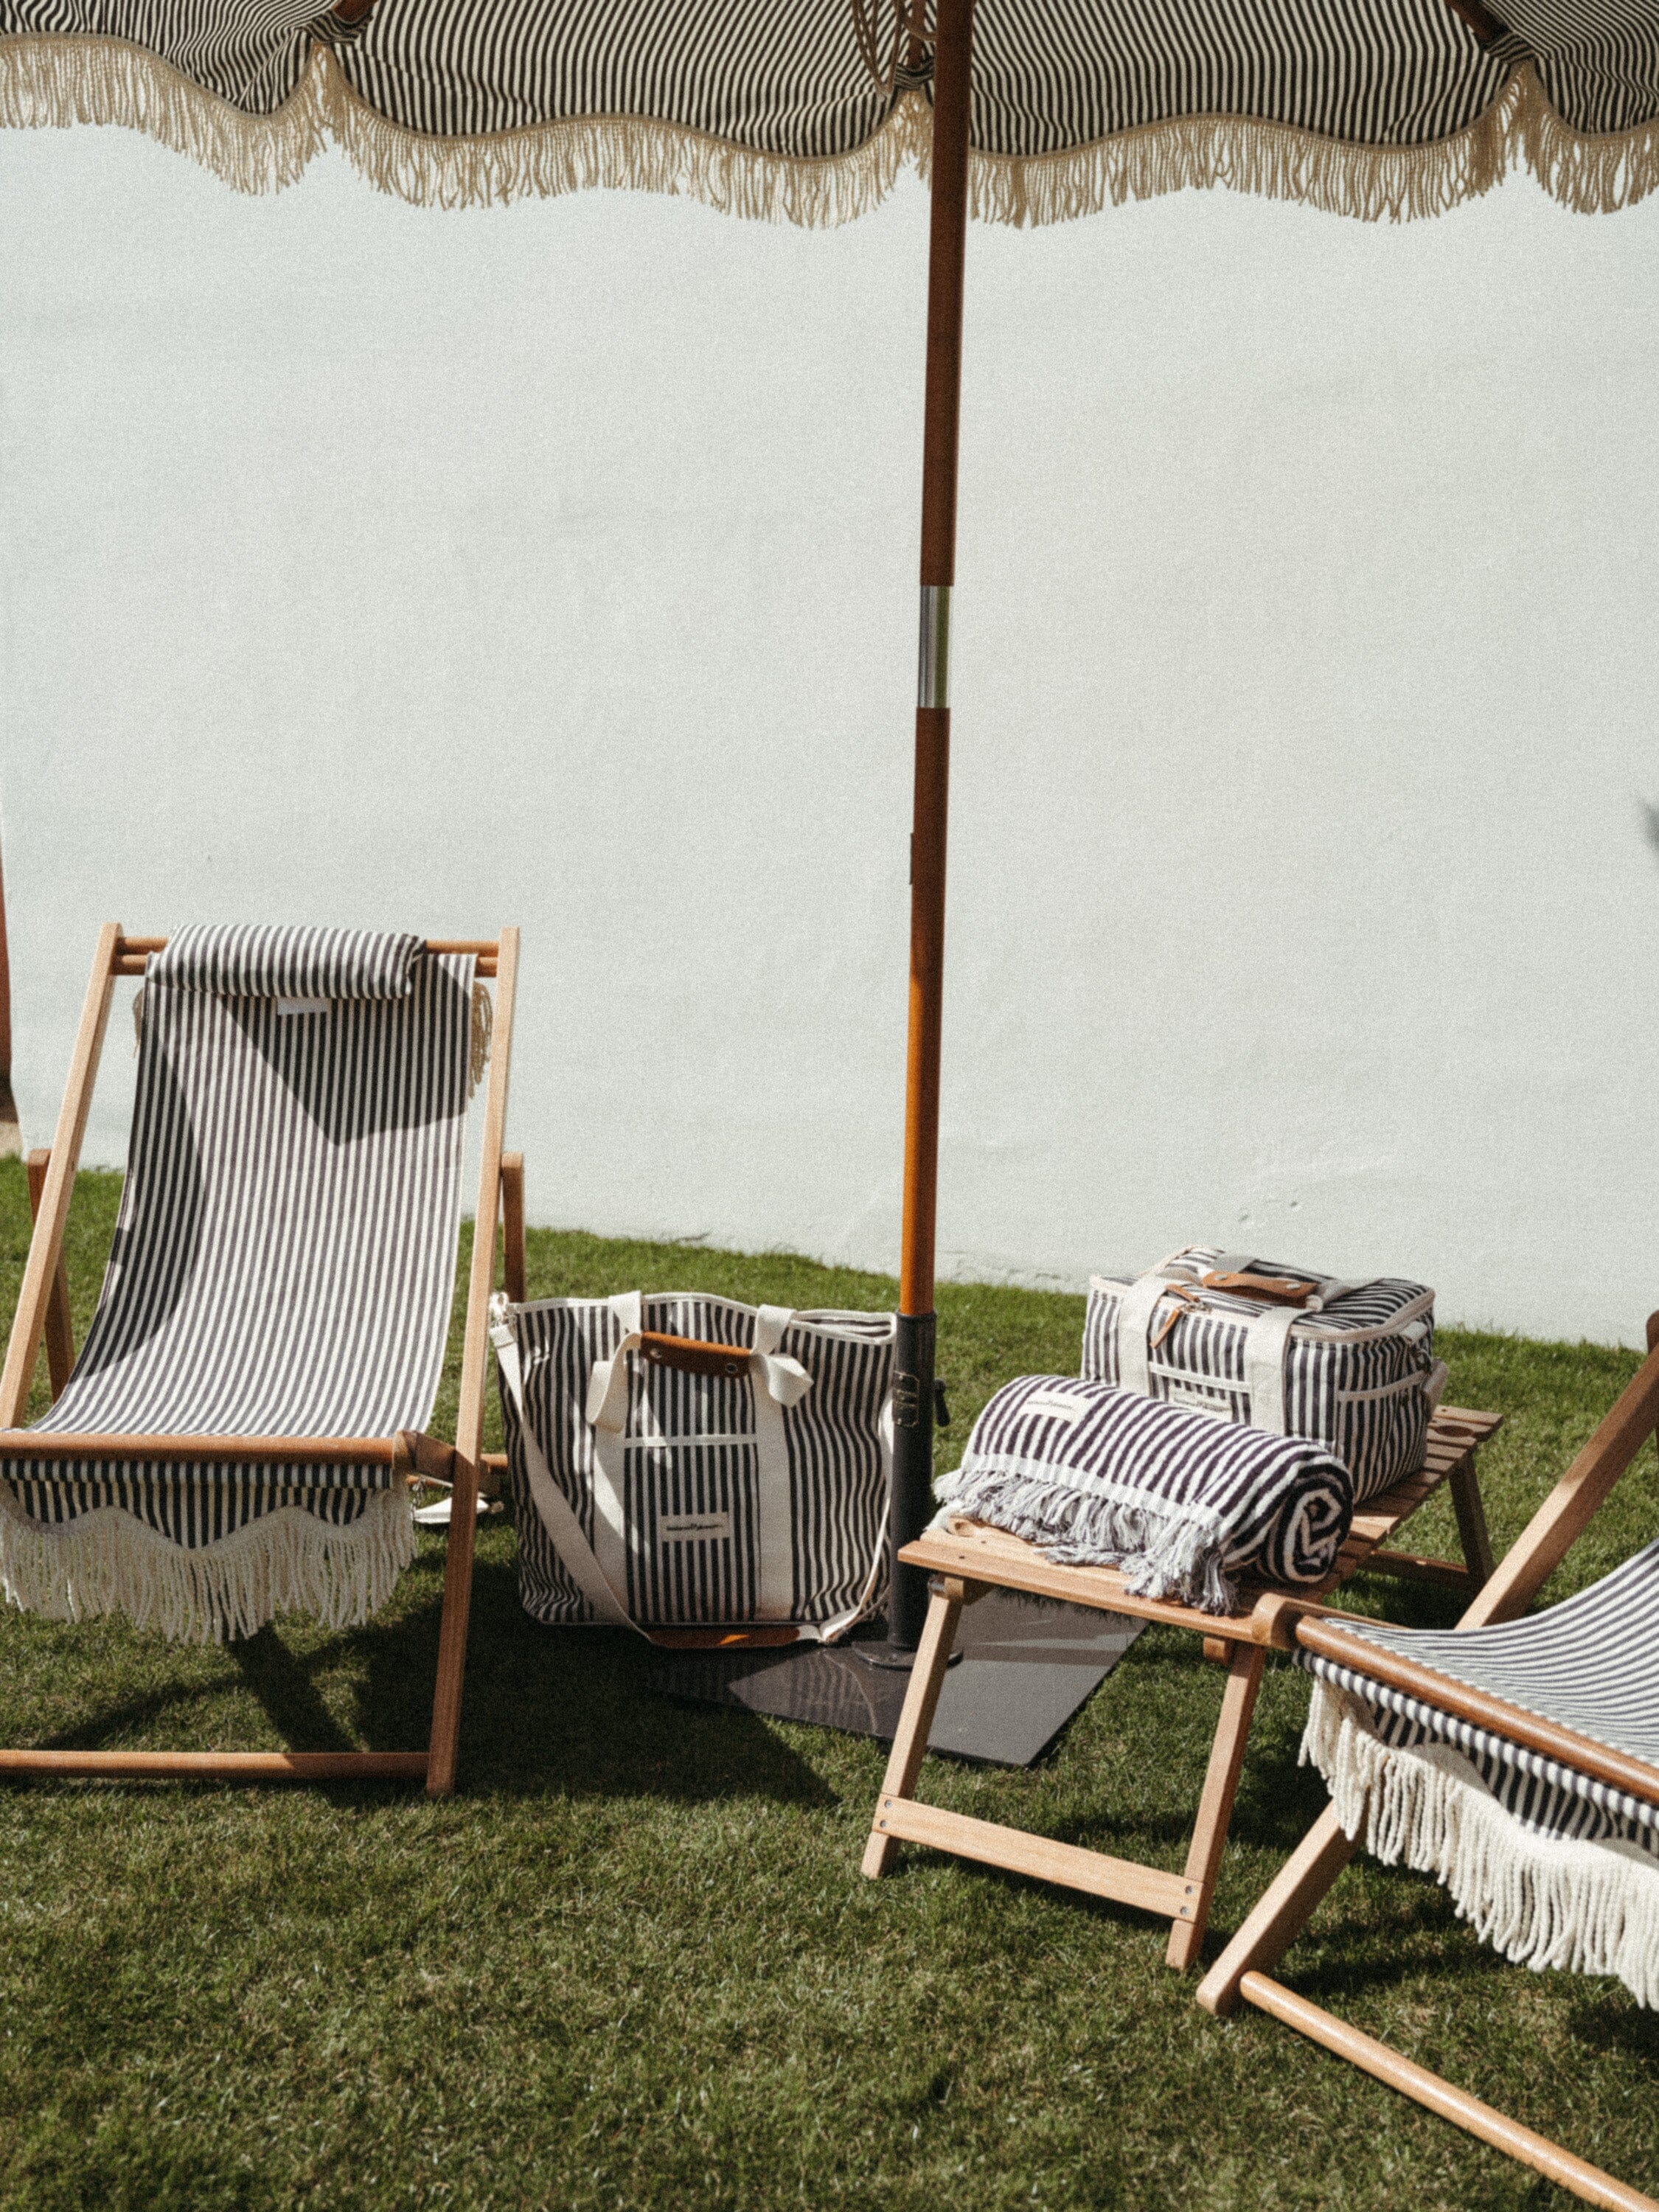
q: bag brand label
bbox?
[1020,1391,1087,1425]
[1162,1379,1233,1421]
[660,1512,732,1543]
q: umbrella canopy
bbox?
[4,0,1655,220]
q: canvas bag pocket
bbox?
[492,1290,894,1641]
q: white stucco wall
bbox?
[1,128,1655,1343]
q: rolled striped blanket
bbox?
[936,1375,1354,1613]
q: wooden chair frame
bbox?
[0,923,524,1798]
[1192,1315,1659,2212]
[863,1402,1501,1969]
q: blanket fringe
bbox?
[938,1468,1235,1612]
[0,40,1653,226]
[0,1482,414,1644]
[1304,1680,1659,2008]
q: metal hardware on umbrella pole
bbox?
[862,0,974,1664]
[917,584,950,708]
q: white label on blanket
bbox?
[660,1512,733,1543]
[1162,1379,1234,1421]
[1020,1391,1088,1425]
[276,998,331,1018]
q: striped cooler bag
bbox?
[491,1293,894,1643]
[1083,1248,1447,1503]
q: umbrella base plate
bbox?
[647,1591,1142,1767]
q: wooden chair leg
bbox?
[1166,1641,1267,1970]
[861,1585,964,1878]
[425,1447,479,1798]
[501,1152,526,1305]
[24,1150,74,1402]
[0,926,117,1430]
[1239,1975,1658,2212]
[1447,1450,1495,1587]
[426,929,517,1798]
[1196,1804,1358,2015]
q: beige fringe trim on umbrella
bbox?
[0,35,1654,224]
[1304,1680,1659,2008]
[0,29,329,194]
[0,1478,415,1644]
[0,35,928,222]
[966,66,1659,225]
[964,69,1523,225]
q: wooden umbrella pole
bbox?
[888,0,975,1652]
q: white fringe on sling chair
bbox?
[1301,1570,1659,2007]
[0,921,521,1795]
[1200,1312,1659,2212]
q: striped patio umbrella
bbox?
[5,1,1654,216]
[5,0,1655,1648]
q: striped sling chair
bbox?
[1197,1313,1659,2212]
[0,922,520,1797]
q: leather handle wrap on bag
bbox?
[1201,1270,1321,1307]
[637,1332,752,1380]
[584,1314,814,1437]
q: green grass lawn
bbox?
[0,1155,1655,2211]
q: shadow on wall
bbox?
[1642,801,1659,862]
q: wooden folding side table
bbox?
[862,1405,1501,1968]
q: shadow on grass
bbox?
[227,1624,360,1754]
[1182,1893,1520,2017]
[1341,1570,1471,1632]
[16,1537,836,1814]
[22,1661,358,1761]
[1267,1877,1517,2007]
[1565,1993,1659,2060]
[445,1549,838,1810]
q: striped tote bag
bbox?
[1083,1248,1446,1503]
[492,1293,894,1641]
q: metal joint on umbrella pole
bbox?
[917,584,951,710]
[887,1310,938,1647]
